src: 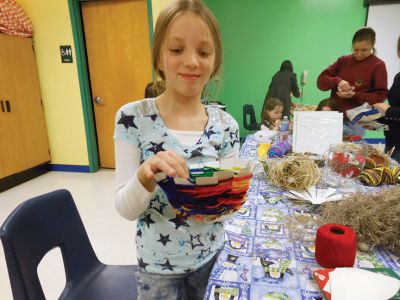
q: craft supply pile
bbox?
[250,115,400,298]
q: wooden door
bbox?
[0,35,14,178]
[81,0,152,168]
[0,34,50,178]
[0,35,23,177]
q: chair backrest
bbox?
[0,189,99,300]
[243,104,259,131]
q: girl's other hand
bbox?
[138,150,189,191]
[373,103,390,114]
[338,80,351,92]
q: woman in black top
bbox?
[374,36,400,163]
[262,60,300,119]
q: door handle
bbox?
[93,96,104,105]
[5,100,11,112]
[1,100,4,112]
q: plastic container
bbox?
[279,116,290,142]
[327,143,367,178]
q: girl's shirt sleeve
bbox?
[114,106,155,221]
[317,56,344,91]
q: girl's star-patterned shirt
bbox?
[114,98,240,274]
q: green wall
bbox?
[204,0,384,139]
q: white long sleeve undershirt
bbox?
[114,130,239,221]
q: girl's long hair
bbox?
[261,98,283,129]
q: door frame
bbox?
[67,0,154,172]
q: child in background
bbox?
[316,98,356,138]
[113,0,240,299]
[261,97,284,130]
[316,98,338,111]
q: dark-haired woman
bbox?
[262,60,300,119]
[317,27,388,137]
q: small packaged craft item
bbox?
[327,143,367,178]
[257,143,271,160]
[346,103,388,131]
[346,102,382,125]
[343,134,362,142]
[155,160,252,222]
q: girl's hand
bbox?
[373,103,390,115]
[137,150,189,192]
[336,90,355,98]
[273,119,281,131]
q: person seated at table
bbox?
[144,80,166,98]
[261,98,283,131]
[315,98,356,138]
[316,98,339,111]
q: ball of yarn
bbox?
[267,141,291,158]
[315,224,357,268]
[392,166,400,184]
[359,166,400,186]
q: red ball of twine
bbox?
[315,224,357,268]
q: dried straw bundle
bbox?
[330,142,366,154]
[319,186,400,254]
[267,155,321,191]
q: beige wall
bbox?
[151,0,172,27]
[18,0,89,166]
[16,0,171,167]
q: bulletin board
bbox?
[367,3,400,85]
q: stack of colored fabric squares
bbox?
[155,165,252,222]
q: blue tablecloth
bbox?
[204,135,400,300]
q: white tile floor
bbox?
[0,170,137,300]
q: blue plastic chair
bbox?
[0,189,138,300]
[243,104,259,132]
